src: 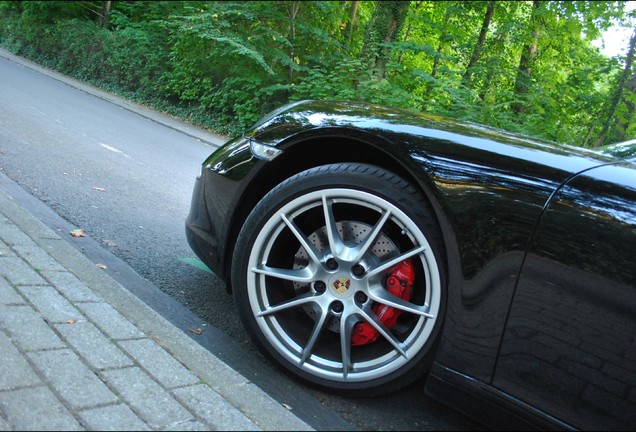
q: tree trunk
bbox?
[287,1,301,85]
[462,0,496,86]
[98,1,112,29]
[594,27,636,147]
[361,0,411,80]
[582,124,596,147]
[512,0,541,115]
[342,1,360,49]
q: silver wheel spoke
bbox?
[300,308,330,364]
[366,245,428,278]
[282,213,323,266]
[256,294,317,317]
[322,195,346,257]
[252,264,315,283]
[339,315,357,380]
[359,308,408,357]
[352,209,392,262]
[369,288,435,318]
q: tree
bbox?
[98,1,111,29]
[462,0,496,86]
[287,1,302,84]
[341,0,360,50]
[0,0,628,142]
[512,0,541,115]
[361,0,411,80]
[594,27,636,146]
[612,69,636,142]
[396,1,425,64]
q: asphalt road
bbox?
[0,49,482,431]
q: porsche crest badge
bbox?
[333,277,351,295]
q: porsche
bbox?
[186,100,636,430]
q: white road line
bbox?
[99,143,131,158]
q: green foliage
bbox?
[0,0,633,144]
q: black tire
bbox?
[231,163,446,396]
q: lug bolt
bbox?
[326,258,338,270]
[352,264,365,277]
[355,292,368,303]
[314,281,326,293]
[331,301,344,313]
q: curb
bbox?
[0,186,313,430]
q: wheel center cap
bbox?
[332,276,351,296]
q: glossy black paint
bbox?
[186,100,636,430]
[495,161,636,430]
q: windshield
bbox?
[596,140,636,160]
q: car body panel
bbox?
[494,161,636,430]
[185,100,635,429]
[425,362,576,430]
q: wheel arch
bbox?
[222,131,452,291]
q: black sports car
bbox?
[186,100,636,430]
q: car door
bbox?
[493,160,636,430]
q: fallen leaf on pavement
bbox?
[70,229,85,238]
[188,328,203,335]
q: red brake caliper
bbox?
[352,259,415,346]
